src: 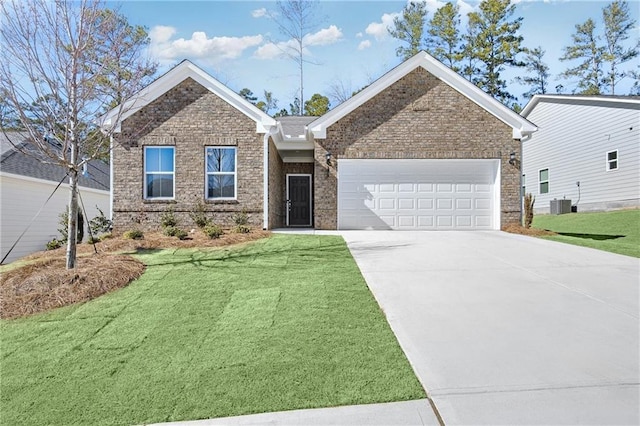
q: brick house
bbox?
[102,52,536,232]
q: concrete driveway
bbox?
[341,231,639,425]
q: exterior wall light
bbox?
[509,151,517,166]
[325,152,332,166]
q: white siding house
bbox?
[0,133,110,263]
[521,95,640,214]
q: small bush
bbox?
[58,208,84,243]
[232,209,249,226]
[123,229,144,240]
[163,226,179,237]
[524,193,535,229]
[100,233,113,240]
[89,206,112,235]
[234,225,251,234]
[174,229,189,240]
[160,208,178,228]
[203,224,223,239]
[189,198,211,228]
[87,236,100,244]
[46,239,62,250]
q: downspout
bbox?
[109,135,114,221]
[262,126,278,230]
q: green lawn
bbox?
[0,235,425,426]
[533,209,640,258]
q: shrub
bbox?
[524,193,535,229]
[174,229,189,240]
[189,198,211,228]
[46,239,62,250]
[89,206,112,235]
[234,225,251,234]
[163,226,179,237]
[160,208,178,228]
[58,208,84,243]
[123,229,144,240]
[203,224,223,239]
[87,236,100,244]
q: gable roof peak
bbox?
[308,50,536,139]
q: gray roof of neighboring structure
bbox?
[277,116,316,138]
[0,132,110,191]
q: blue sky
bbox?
[115,0,640,109]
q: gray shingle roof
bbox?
[277,116,316,138]
[0,132,110,191]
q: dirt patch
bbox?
[1,229,270,320]
[502,224,556,237]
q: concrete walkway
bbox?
[341,231,639,425]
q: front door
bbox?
[287,174,312,226]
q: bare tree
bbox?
[0,0,156,269]
[269,0,323,115]
[326,77,354,106]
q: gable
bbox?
[309,51,536,140]
[101,60,276,134]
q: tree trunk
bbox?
[66,168,79,269]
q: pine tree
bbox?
[425,2,462,71]
[514,47,550,100]
[467,0,524,103]
[388,1,427,60]
[560,19,605,95]
[602,0,638,94]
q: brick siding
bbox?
[112,78,264,232]
[314,67,521,229]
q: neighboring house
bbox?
[0,132,110,263]
[102,52,536,232]
[521,95,640,214]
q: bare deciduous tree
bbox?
[269,0,323,115]
[0,0,156,269]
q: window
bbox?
[522,174,526,195]
[206,147,236,199]
[539,168,549,194]
[606,150,618,171]
[144,146,175,199]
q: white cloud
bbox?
[356,32,363,38]
[303,25,343,46]
[365,12,400,41]
[149,26,263,64]
[251,7,267,18]
[421,0,447,15]
[254,25,343,60]
[358,40,372,50]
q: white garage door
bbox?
[338,159,500,230]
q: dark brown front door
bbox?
[287,175,312,226]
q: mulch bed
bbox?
[0,229,270,320]
[502,224,556,236]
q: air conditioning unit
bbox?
[550,199,572,215]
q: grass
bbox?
[0,234,425,426]
[532,209,640,258]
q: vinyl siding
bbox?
[523,100,640,213]
[0,173,110,264]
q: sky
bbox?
[114,0,640,110]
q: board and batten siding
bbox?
[0,173,110,263]
[522,99,640,214]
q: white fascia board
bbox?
[101,60,276,134]
[309,51,537,139]
[521,94,640,118]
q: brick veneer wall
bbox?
[112,77,264,232]
[314,67,521,229]
[267,139,284,229]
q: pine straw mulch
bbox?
[502,224,556,237]
[0,229,271,320]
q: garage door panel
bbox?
[338,159,498,230]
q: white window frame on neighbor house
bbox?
[144,146,175,200]
[606,150,618,171]
[539,168,549,194]
[205,146,237,200]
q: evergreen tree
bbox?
[560,19,605,95]
[514,47,550,99]
[467,0,525,103]
[304,93,330,116]
[460,18,482,83]
[602,0,638,94]
[388,1,427,60]
[425,2,462,71]
[239,88,258,104]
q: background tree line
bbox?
[388,0,638,109]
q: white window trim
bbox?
[143,146,175,200]
[205,146,238,200]
[539,168,549,195]
[606,149,619,171]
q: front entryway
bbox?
[286,174,312,226]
